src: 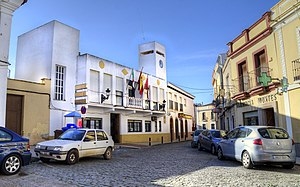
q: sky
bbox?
[8,0,280,104]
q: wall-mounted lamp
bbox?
[101,88,110,103]
[159,100,166,111]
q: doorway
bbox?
[6,94,23,135]
[110,113,120,143]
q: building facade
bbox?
[14,20,195,144]
[0,0,27,127]
[194,103,216,130]
[7,78,51,145]
[213,0,300,155]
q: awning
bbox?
[64,111,81,117]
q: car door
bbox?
[222,128,239,158]
[95,130,110,155]
[81,130,97,157]
[234,127,248,161]
[202,131,211,150]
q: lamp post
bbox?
[159,100,166,111]
[101,88,110,103]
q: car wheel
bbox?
[40,157,50,163]
[217,147,224,160]
[242,151,253,169]
[1,154,22,175]
[211,145,216,155]
[197,142,202,151]
[66,149,79,165]
[282,163,295,169]
[103,147,112,160]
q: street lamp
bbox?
[101,88,110,103]
[159,100,166,111]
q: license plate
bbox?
[40,151,50,155]
[273,155,287,159]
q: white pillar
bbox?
[0,0,27,126]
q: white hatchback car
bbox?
[34,128,114,165]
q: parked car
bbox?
[191,129,203,148]
[34,128,114,165]
[217,126,296,169]
[0,126,32,175]
[197,129,227,154]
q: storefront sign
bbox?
[178,113,193,119]
[258,94,277,104]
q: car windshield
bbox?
[58,129,86,141]
[211,130,226,138]
[194,130,202,136]
[258,128,289,139]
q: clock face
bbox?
[159,60,163,68]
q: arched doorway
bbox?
[180,119,184,139]
[185,120,188,140]
[175,118,179,141]
[169,117,174,142]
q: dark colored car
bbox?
[0,126,32,175]
[197,129,227,154]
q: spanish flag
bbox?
[138,68,144,95]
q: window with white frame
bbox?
[128,120,142,132]
[90,70,100,102]
[116,76,123,106]
[152,86,158,110]
[103,73,112,102]
[55,65,66,101]
[145,121,151,132]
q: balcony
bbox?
[74,83,165,112]
[231,67,280,100]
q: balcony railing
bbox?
[292,58,300,81]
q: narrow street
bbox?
[1,141,299,187]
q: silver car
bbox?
[217,126,296,169]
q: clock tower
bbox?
[138,41,166,80]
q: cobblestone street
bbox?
[0,141,300,187]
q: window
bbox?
[96,130,108,141]
[103,74,112,102]
[179,103,183,112]
[202,112,206,121]
[211,124,215,129]
[128,120,142,132]
[159,121,162,132]
[238,61,248,92]
[174,102,178,111]
[169,100,173,110]
[90,70,100,102]
[155,121,158,132]
[84,131,96,141]
[243,111,258,126]
[203,124,206,129]
[292,58,300,81]
[116,77,123,106]
[254,50,268,86]
[83,118,102,129]
[0,130,12,141]
[55,65,66,100]
[145,121,151,132]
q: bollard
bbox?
[149,137,151,146]
[161,136,164,144]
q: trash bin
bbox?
[54,130,63,139]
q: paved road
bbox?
[0,141,300,187]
